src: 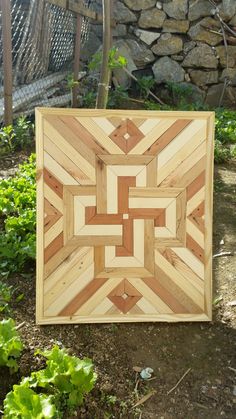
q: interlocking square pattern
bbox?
[36,109,214,324]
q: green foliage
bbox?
[88,47,127,72]
[0,154,36,274]
[82,91,97,108]
[136,76,155,99]
[3,384,59,419]
[108,86,129,109]
[0,117,34,155]
[214,140,236,163]
[215,110,236,144]
[0,318,23,373]
[29,345,97,409]
[0,281,13,315]
[3,345,96,418]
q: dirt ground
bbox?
[0,160,236,419]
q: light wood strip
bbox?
[96,156,107,213]
[44,248,93,310]
[107,167,118,214]
[136,166,147,186]
[129,278,173,313]
[44,150,79,185]
[92,117,115,134]
[144,119,192,156]
[96,267,153,278]
[146,157,157,187]
[98,155,154,165]
[143,277,189,313]
[46,115,96,166]
[129,187,183,198]
[44,119,95,181]
[110,165,146,176]
[136,297,157,314]
[176,190,186,245]
[44,232,63,264]
[78,117,125,154]
[63,188,74,245]
[171,247,204,280]
[204,113,214,319]
[90,297,114,315]
[165,200,176,235]
[186,218,204,248]
[44,217,63,248]
[44,169,63,198]
[65,186,96,196]
[154,265,202,313]
[44,136,89,184]
[74,197,85,233]
[129,197,173,208]
[78,225,122,236]
[144,220,155,274]
[155,227,173,238]
[44,183,63,214]
[45,264,95,316]
[60,116,108,155]
[134,219,144,265]
[187,187,205,215]
[155,250,204,308]
[129,119,177,154]
[158,125,206,184]
[158,120,206,168]
[138,118,161,135]
[159,143,206,188]
[158,248,204,295]
[72,235,123,246]
[36,109,44,323]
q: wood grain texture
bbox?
[36,108,214,324]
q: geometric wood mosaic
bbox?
[36,109,214,324]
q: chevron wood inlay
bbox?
[36,109,214,324]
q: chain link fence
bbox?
[0,0,101,122]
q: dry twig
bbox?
[213,251,234,258]
[167,368,191,395]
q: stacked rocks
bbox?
[110,0,236,106]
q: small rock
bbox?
[188,17,222,46]
[114,1,137,23]
[220,0,236,22]
[182,44,218,68]
[113,40,137,88]
[124,0,156,11]
[163,0,188,20]
[156,1,162,9]
[183,41,196,54]
[152,56,185,84]
[163,18,189,33]
[189,69,219,86]
[233,386,236,396]
[113,24,127,37]
[188,0,214,21]
[125,39,156,67]
[220,68,236,85]
[152,34,183,55]
[139,8,166,28]
[135,29,161,45]
[172,54,184,61]
[216,46,236,67]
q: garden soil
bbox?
[0,158,236,419]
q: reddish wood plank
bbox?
[186,233,205,263]
[44,232,63,263]
[144,119,192,155]
[116,219,133,256]
[59,278,107,316]
[44,169,63,198]
[187,171,205,201]
[118,176,136,213]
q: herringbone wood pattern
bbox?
[36,109,214,324]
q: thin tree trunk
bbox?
[96,0,111,109]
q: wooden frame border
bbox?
[36,108,214,324]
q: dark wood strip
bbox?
[187,171,205,201]
[144,119,192,155]
[44,169,63,198]
[44,232,63,264]
[186,233,204,263]
[59,278,107,316]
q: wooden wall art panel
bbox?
[36,109,214,324]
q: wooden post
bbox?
[1,0,13,125]
[72,14,82,108]
[96,0,111,109]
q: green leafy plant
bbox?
[0,281,13,315]
[3,383,59,419]
[28,345,97,410]
[0,318,23,373]
[108,85,129,109]
[89,47,127,72]
[0,117,34,155]
[0,154,36,274]
[215,109,236,144]
[136,76,155,99]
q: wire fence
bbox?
[0,0,101,123]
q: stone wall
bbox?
[110,0,236,107]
